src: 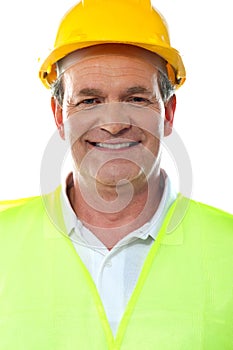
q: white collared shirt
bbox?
[61,171,177,335]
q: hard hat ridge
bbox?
[82,0,152,7]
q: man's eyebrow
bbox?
[78,88,103,96]
[125,86,152,95]
[77,86,152,96]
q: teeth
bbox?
[95,142,137,149]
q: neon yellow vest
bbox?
[0,188,233,349]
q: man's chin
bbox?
[94,169,147,189]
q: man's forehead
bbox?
[57,44,167,77]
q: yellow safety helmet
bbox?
[39,0,186,89]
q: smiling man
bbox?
[0,0,233,349]
[51,44,176,247]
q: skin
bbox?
[51,44,176,248]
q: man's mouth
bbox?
[89,141,140,150]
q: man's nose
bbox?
[100,122,131,135]
[99,103,131,135]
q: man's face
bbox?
[53,45,175,191]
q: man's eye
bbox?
[80,98,100,105]
[127,96,150,104]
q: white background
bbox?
[0,0,232,214]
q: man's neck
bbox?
[67,172,164,248]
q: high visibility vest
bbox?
[0,188,232,350]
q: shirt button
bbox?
[106,261,112,267]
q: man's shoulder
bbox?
[0,195,41,213]
[186,197,233,234]
[0,196,38,212]
[171,195,232,222]
[0,186,62,215]
[165,195,232,242]
[0,187,62,227]
[0,196,43,231]
[189,198,232,220]
[0,196,44,247]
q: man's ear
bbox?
[164,94,176,136]
[51,97,65,139]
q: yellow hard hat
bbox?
[39,0,186,89]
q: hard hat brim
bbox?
[39,41,186,89]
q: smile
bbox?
[91,141,140,149]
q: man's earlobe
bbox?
[164,94,176,136]
[51,97,65,139]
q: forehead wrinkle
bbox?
[58,44,167,77]
[63,60,161,101]
[59,55,164,87]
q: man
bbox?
[0,1,232,349]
